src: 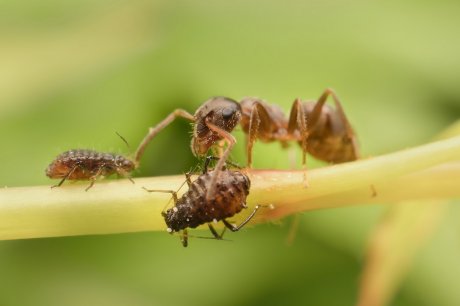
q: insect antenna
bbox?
[115,132,130,148]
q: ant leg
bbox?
[85,164,106,191]
[244,101,274,168]
[222,204,262,232]
[134,109,195,163]
[51,164,79,189]
[286,214,301,246]
[246,105,260,168]
[204,119,236,200]
[288,98,308,166]
[313,88,359,160]
[287,98,309,186]
[370,184,377,198]
[180,229,188,247]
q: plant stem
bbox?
[1,136,460,241]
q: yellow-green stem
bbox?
[1,135,460,240]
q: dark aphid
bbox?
[144,158,263,247]
[46,149,137,191]
[136,89,359,199]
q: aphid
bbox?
[144,157,263,247]
[46,133,139,191]
[136,88,359,199]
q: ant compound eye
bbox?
[222,108,235,119]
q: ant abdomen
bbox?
[302,102,358,163]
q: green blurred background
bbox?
[1,0,460,305]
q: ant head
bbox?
[200,96,241,129]
[192,97,242,156]
[114,155,136,172]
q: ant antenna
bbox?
[115,132,130,148]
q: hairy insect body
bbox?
[240,98,292,145]
[191,96,242,156]
[46,149,135,190]
[163,169,250,232]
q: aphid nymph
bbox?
[144,157,264,247]
[47,133,140,191]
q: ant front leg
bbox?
[204,119,236,201]
[134,109,195,163]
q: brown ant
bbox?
[144,157,265,247]
[46,133,139,191]
[136,88,359,199]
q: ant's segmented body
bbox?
[144,157,263,247]
[136,88,359,199]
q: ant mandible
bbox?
[135,88,359,199]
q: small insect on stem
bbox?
[46,133,138,191]
[137,89,359,200]
[144,157,271,247]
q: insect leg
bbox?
[142,187,179,203]
[204,119,236,201]
[117,168,135,184]
[85,164,106,191]
[222,204,262,232]
[51,164,80,189]
[246,104,260,168]
[207,223,227,239]
[313,88,359,159]
[185,172,193,187]
[180,229,189,247]
[134,109,195,163]
[287,98,308,166]
[243,100,275,168]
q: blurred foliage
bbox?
[0,0,459,305]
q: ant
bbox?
[46,133,140,191]
[144,157,266,247]
[135,88,359,199]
